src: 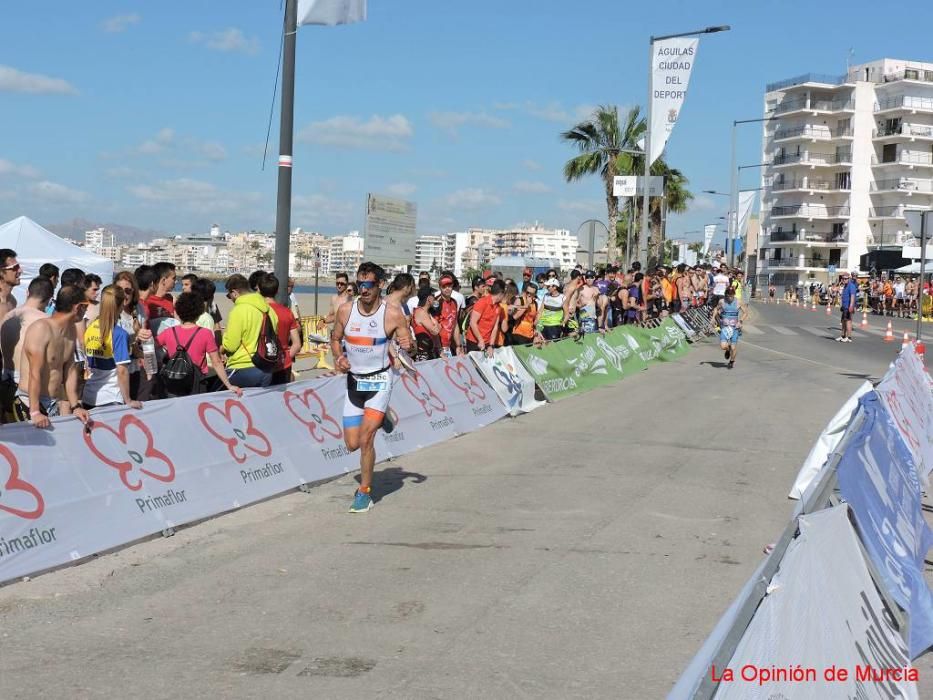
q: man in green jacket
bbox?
[222,274,279,388]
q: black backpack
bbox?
[250,310,284,372]
[159,327,205,396]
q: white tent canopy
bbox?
[0,216,114,304]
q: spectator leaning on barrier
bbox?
[511,282,538,345]
[222,273,279,389]
[260,273,301,385]
[537,278,566,341]
[466,279,505,355]
[436,273,463,356]
[1,276,54,384]
[84,285,141,410]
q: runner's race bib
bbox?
[356,370,389,392]
[722,326,735,340]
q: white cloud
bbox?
[105,166,138,179]
[513,180,551,194]
[427,111,509,135]
[522,159,542,171]
[197,141,227,161]
[386,182,417,197]
[0,159,40,179]
[522,101,597,124]
[28,180,88,204]
[188,28,259,55]
[443,188,502,210]
[0,65,77,95]
[298,114,413,151]
[692,196,720,212]
[557,199,603,215]
[126,128,226,165]
[293,193,355,220]
[128,178,260,212]
[102,14,141,33]
[136,127,175,155]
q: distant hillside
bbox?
[44,218,167,245]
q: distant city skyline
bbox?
[4,2,933,246]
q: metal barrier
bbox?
[296,315,333,370]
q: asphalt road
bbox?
[0,302,929,699]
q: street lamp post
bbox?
[727,117,778,267]
[640,25,730,271]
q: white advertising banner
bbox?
[703,224,717,255]
[874,346,933,481]
[0,357,506,585]
[713,506,917,700]
[649,37,699,165]
[736,190,757,240]
[788,380,872,500]
[469,348,546,416]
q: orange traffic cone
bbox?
[825,303,832,316]
[811,301,817,312]
[860,311,868,329]
[883,321,894,342]
[901,331,911,348]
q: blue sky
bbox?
[3,1,933,245]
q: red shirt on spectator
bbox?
[145,294,175,322]
[466,295,503,346]
[268,301,298,369]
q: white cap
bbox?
[545,278,560,287]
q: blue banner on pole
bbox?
[837,391,933,659]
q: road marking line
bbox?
[741,325,764,335]
[769,325,798,335]
[800,326,832,337]
[739,339,877,375]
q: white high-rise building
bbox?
[759,58,933,290]
[85,227,114,251]
[328,231,364,274]
[414,235,446,274]
[443,232,470,278]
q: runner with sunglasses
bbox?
[331,261,410,513]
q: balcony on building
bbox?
[772,96,855,117]
[762,255,841,270]
[876,68,933,86]
[772,125,854,145]
[769,174,851,194]
[872,121,933,143]
[766,73,850,93]
[872,148,933,169]
[771,150,852,169]
[870,177,933,195]
[766,229,848,246]
[868,205,907,220]
[769,204,850,220]
[875,95,933,116]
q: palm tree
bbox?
[562,105,644,262]
[562,105,694,266]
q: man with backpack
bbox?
[221,274,281,388]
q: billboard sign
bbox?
[364,193,417,267]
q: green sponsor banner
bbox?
[512,327,650,400]
[625,318,690,364]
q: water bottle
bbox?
[441,346,452,359]
[141,338,158,379]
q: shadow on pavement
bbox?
[699,361,730,369]
[357,466,428,504]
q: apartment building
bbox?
[758,58,933,289]
[414,235,446,274]
[85,227,114,252]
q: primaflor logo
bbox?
[283,387,343,443]
[0,444,44,519]
[84,414,175,491]
[444,361,486,404]
[198,399,272,464]
[402,372,446,417]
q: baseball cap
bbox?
[545,278,560,287]
[584,270,596,278]
[523,267,532,276]
[439,274,454,286]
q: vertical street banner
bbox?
[836,393,933,659]
[702,224,717,255]
[649,37,699,165]
[469,348,546,416]
[736,189,757,242]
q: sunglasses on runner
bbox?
[1,263,20,272]
[357,280,377,290]
[336,281,347,287]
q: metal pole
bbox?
[918,212,927,343]
[588,220,595,271]
[314,249,320,315]
[729,121,738,267]
[627,198,635,266]
[273,0,298,306]
[640,37,653,270]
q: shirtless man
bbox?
[17,286,90,428]
[1,276,54,381]
[324,272,353,328]
[0,248,21,321]
[675,264,693,311]
[576,270,601,333]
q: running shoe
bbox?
[727,360,734,369]
[349,490,373,513]
[844,337,853,343]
